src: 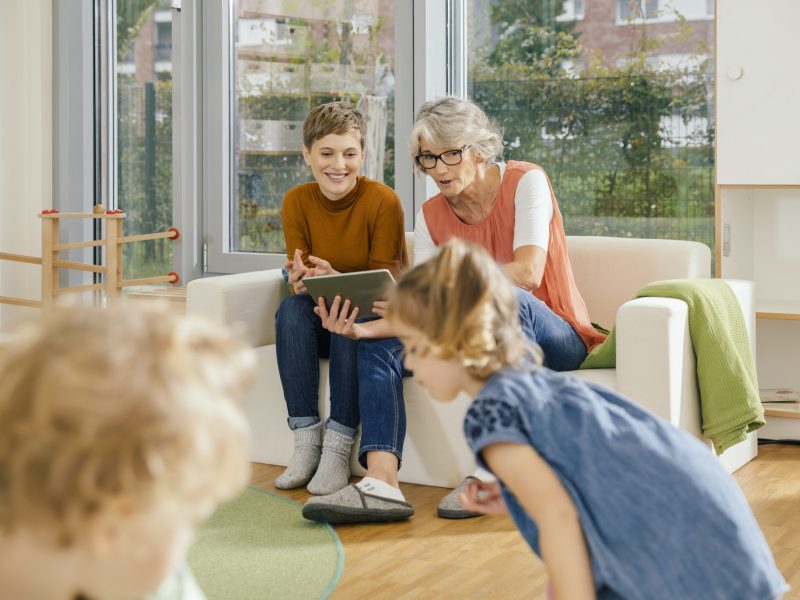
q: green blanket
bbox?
[580,279,764,454]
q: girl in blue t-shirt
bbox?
[384,238,788,600]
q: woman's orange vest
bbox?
[421,160,606,351]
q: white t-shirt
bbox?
[413,163,553,266]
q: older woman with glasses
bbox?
[302,96,605,525]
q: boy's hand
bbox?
[314,295,362,340]
[459,479,507,515]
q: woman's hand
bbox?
[306,255,338,277]
[371,299,389,317]
[459,479,507,515]
[314,294,363,340]
[286,249,309,294]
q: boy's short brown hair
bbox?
[0,306,254,547]
[303,102,366,150]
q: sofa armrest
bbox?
[615,297,700,436]
[186,269,287,348]
[614,278,756,439]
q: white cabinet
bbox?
[716,0,800,185]
[716,0,800,437]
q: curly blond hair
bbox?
[386,238,540,380]
[0,306,254,547]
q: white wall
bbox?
[0,0,52,330]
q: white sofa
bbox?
[187,234,757,488]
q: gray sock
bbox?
[274,422,323,489]
[306,427,355,495]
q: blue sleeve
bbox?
[464,396,531,472]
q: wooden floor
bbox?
[250,443,800,599]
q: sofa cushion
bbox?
[566,236,711,329]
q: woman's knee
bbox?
[516,289,542,337]
[357,338,404,369]
[276,294,315,331]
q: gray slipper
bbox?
[437,476,484,519]
[302,484,414,524]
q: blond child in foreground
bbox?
[0,307,254,600]
[385,238,788,600]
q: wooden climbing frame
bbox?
[0,207,180,310]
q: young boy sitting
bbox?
[0,306,254,600]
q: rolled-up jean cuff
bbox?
[325,417,357,439]
[358,444,403,470]
[287,416,320,430]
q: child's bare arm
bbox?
[483,442,595,600]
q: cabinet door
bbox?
[716,0,800,185]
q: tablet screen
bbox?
[303,269,395,317]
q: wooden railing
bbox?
[0,207,180,310]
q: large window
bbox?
[467,0,715,252]
[90,1,717,281]
[229,0,397,255]
[92,0,719,280]
[115,0,174,279]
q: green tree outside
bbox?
[470,0,714,248]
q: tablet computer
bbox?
[303,269,395,317]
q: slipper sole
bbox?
[303,503,413,524]
[436,507,484,519]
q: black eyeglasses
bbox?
[415,145,470,170]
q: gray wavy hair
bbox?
[408,97,504,174]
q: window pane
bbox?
[618,0,635,20]
[618,0,659,20]
[231,1,396,254]
[116,0,174,279]
[467,0,715,254]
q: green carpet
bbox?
[187,487,344,600]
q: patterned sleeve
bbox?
[463,396,531,472]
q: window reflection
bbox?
[467,0,715,251]
[232,1,396,254]
[116,0,174,279]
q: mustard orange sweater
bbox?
[281,176,408,277]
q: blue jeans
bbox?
[275,294,359,437]
[518,289,587,372]
[356,288,587,467]
[357,337,411,468]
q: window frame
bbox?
[76,0,455,278]
[616,0,713,24]
[52,0,97,289]
[556,0,586,22]
[203,1,447,274]
[61,0,197,283]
